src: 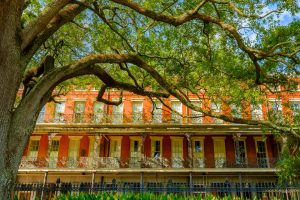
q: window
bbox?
[290,101,300,116]
[54,102,65,122]
[130,138,141,168]
[37,106,46,123]
[171,101,182,123]
[213,138,226,168]
[251,104,263,120]
[211,102,223,124]
[74,101,85,123]
[88,136,100,158]
[235,140,247,167]
[231,104,242,118]
[151,137,162,158]
[171,137,183,168]
[132,101,143,123]
[49,140,60,168]
[110,139,121,158]
[93,102,104,123]
[192,138,204,168]
[68,139,80,159]
[28,140,40,158]
[112,102,123,124]
[255,140,268,168]
[269,100,282,112]
[152,102,162,123]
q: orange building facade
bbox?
[18,88,300,188]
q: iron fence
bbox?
[13,181,300,200]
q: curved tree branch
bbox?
[21,0,72,51]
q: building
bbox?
[16,87,300,198]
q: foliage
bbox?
[53,192,265,200]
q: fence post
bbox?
[40,172,48,200]
[140,172,144,193]
[189,172,193,195]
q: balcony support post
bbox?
[239,173,243,199]
[186,134,193,168]
[91,172,96,193]
[40,172,48,200]
[141,134,147,168]
[189,172,193,195]
[140,172,144,193]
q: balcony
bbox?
[36,113,205,125]
[19,156,278,170]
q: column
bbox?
[186,134,193,168]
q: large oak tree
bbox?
[0,0,299,198]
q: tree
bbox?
[0,0,299,198]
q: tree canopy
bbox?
[0,0,299,198]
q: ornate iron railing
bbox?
[19,156,278,169]
[35,113,207,124]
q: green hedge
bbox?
[54,192,277,200]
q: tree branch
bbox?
[21,0,72,51]
[22,3,86,64]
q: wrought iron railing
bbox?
[35,114,207,124]
[19,156,278,169]
[13,181,300,200]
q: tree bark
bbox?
[0,1,29,199]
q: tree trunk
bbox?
[0,1,28,199]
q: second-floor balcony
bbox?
[19,156,278,170]
[36,113,209,125]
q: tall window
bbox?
[132,101,143,123]
[152,102,162,123]
[112,102,123,124]
[68,139,80,159]
[171,101,182,123]
[235,140,246,167]
[130,140,141,158]
[74,101,85,123]
[151,139,162,158]
[211,102,223,124]
[251,104,263,120]
[192,139,204,168]
[28,140,40,158]
[54,102,65,123]
[256,140,268,168]
[37,106,46,123]
[93,102,104,123]
[213,138,226,168]
[49,140,60,168]
[171,138,183,168]
[110,139,121,158]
